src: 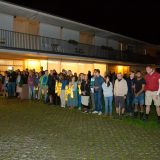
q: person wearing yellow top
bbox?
[67,76,78,109]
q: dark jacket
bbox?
[81,80,90,96]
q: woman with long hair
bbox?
[102,75,113,116]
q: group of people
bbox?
[0,65,160,123]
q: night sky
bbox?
[3,0,160,44]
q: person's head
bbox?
[38,72,42,77]
[71,76,76,83]
[74,72,77,77]
[45,70,48,76]
[62,69,66,74]
[40,66,43,71]
[104,75,111,87]
[88,71,91,75]
[17,71,21,75]
[104,75,110,83]
[146,65,154,74]
[35,72,39,77]
[53,69,57,74]
[93,69,97,77]
[136,71,142,78]
[95,69,100,77]
[29,71,33,76]
[117,73,123,80]
[50,70,53,75]
[79,73,84,80]
[129,71,135,79]
[68,70,72,76]
[84,74,88,81]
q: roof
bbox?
[0,0,159,49]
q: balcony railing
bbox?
[0,29,158,64]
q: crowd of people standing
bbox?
[0,65,160,123]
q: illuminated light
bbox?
[25,60,40,71]
[8,66,13,70]
[117,65,123,74]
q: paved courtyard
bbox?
[0,97,160,160]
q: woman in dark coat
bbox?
[81,74,90,113]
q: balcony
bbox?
[0,29,158,64]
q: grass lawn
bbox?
[0,97,160,160]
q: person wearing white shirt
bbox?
[102,75,113,116]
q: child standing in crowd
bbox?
[114,73,128,119]
[102,75,113,116]
[67,76,78,109]
[81,74,90,113]
[28,71,35,100]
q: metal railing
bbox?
[0,29,158,64]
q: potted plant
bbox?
[68,39,78,45]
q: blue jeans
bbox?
[134,93,145,106]
[94,91,102,112]
[104,96,113,114]
[126,93,134,113]
[29,86,35,99]
[8,82,16,97]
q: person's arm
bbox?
[157,79,160,96]
[136,84,145,97]
[124,80,128,99]
[114,80,116,96]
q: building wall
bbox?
[39,23,60,39]
[130,65,146,75]
[80,32,94,45]
[95,36,107,46]
[13,16,39,35]
[108,64,130,75]
[108,39,119,50]
[62,28,79,41]
[0,13,13,30]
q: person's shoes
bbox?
[129,113,134,117]
[140,112,144,120]
[143,114,148,122]
[92,111,98,114]
[134,112,138,118]
[114,114,119,119]
[98,111,102,115]
[118,115,122,120]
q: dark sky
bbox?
[4,0,160,44]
